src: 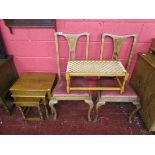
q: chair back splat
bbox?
[100,33,137,71]
[54,32,90,80]
[50,32,93,121]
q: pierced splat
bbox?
[54,32,90,79]
[112,37,124,60]
[100,33,137,71]
[66,35,79,60]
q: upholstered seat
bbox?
[53,76,90,97]
[99,78,138,98]
[49,32,94,121]
[95,78,141,123]
[95,33,140,123]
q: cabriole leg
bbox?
[84,99,94,121]
[49,98,58,120]
[94,100,106,122]
[129,101,141,123]
[51,104,57,120]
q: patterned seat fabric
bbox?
[67,60,126,76]
[53,76,90,97]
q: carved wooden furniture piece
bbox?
[100,33,137,70]
[10,72,56,121]
[49,32,94,121]
[66,34,137,94]
[0,55,18,114]
[94,79,141,123]
[66,60,128,94]
[131,53,155,131]
[95,33,138,123]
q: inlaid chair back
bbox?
[100,33,137,71]
[54,32,90,80]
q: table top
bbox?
[10,72,56,91]
[66,60,127,76]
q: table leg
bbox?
[18,106,26,120]
[37,105,43,120]
[120,73,129,94]
[129,102,141,123]
[43,97,49,118]
[66,72,70,93]
[25,107,31,116]
[46,92,51,114]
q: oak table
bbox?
[10,72,56,120]
[66,60,128,94]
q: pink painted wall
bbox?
[0,19,155,79]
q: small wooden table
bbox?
[10,72,56,120]
[66,60,128,94]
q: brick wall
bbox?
[0,19,155,79]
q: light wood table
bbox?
[66,60,128,94]
[10,72,56,120]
